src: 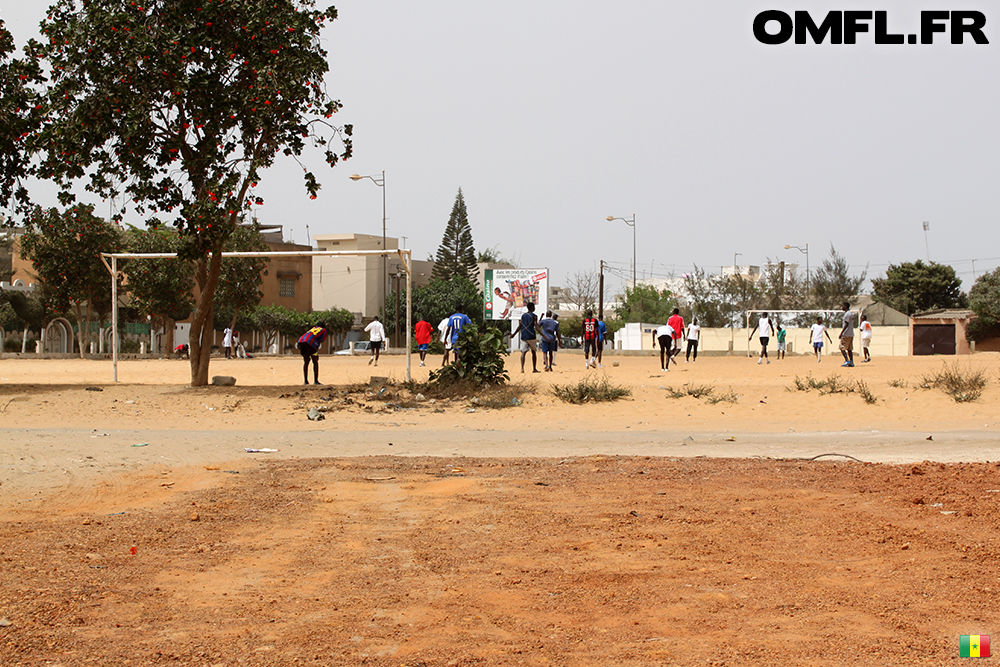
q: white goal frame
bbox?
[100,248,413,382]
[744,308,860,357]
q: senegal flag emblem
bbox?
[961,635,991,658]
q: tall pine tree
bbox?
[432,188,478,281]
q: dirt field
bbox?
[2,352,999,665]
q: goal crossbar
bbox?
[100,248,413,383]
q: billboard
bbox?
[484,268,548,320]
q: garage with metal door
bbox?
[909,309,974,356]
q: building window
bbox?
[279,277,296,297]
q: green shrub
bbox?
[920,362,988,403]
[429,322,509,387]
[552,376,631,404]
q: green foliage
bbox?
[432,188,477,281]
[20,205,123,355]
[27,0,352,383]
[560,316,583,338]
[124,225,195,321]
[251,304,306,341]
[386,276,482,335]
[966,267,1000,342]
[0,20,43,214]
[311,306,354,349]
[811,245,867,310]
[476,245,517,266]
[682,265,740,328]
[429,322,509,387]
[613,284,676,325]
[871,260,966,316]
[552,376,631,404]
[212,223,269,329]
[0,302,19,330]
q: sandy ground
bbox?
[2,351,999,665]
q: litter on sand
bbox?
[244,448,279,453]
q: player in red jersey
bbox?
[582,310,599,369]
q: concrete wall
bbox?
[613,325,912,356]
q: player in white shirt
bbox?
[748,313,775,364]
[652,324,674,372]
[860,315,873,363]
[364,316,386,367]
[685,318,701,363]
[810,317,834,363]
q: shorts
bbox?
[370,340,383,351]
[297,341,318,359]
[657,335,671,350]
[418,344,429,351]
[840,336,853,352]
[541,340,555,353]
[519,338,538,352]
[584,338,598,357]
[760,336,769,347]
[777,341,786,352]
[861,338,871,349]
[813,342,823,350]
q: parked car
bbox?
[561,336,582,349]
[334,340,372,355]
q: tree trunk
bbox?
[189,251,223,386]
[162,316,175,360]
[21,325,28,354]
[73,304,86,358]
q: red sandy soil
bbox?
[1,354,999,665]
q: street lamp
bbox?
[783,243,809,289]
[350,171,387,322]
[606,214,636,289]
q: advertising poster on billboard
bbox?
[483,269,548,321]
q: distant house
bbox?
[854,296,910,327]
[910,309,976,355]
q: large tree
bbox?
[20,205,123,357]
[123,225,195,357]
[432,188,477,281]
[612,284,676,326]
[27,0,352,384]
[682,266,738,328]
[810,245,867,310]
[966,268,1000,342]
[0,20,42,215]
[871,260,966,316]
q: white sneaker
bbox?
[368,357,373,365]
[766,359,770,364]
[373,362,378,367]
[757,358,762,365]
[598,364,604,368]
[419,361,425,366]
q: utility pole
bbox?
[598,260,605,320]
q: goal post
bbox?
[100,248,413,383]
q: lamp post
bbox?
[350,171,387,322]
[606,214,636,289]
[783,243,809,289]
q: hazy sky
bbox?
[3,1,997,295]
